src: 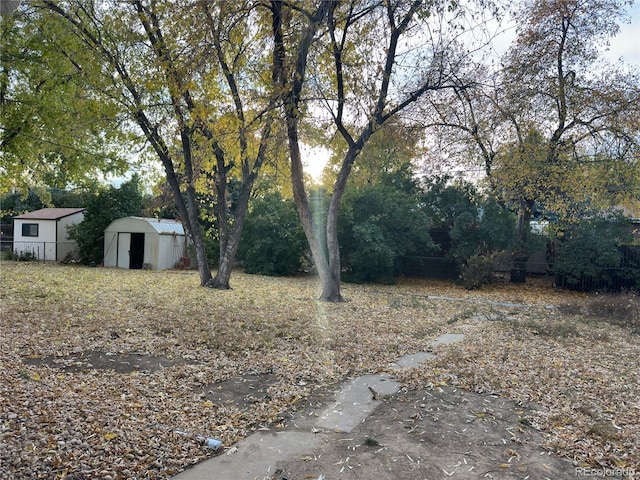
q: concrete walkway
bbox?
[174,333,465,480]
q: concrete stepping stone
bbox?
[175,430,322,480]
[315,373,401,432]
[432,332,465,346]
[391,333,465,369]
[390,351,435,369]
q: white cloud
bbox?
[604,3,640,66]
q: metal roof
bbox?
[106,217,185,235]
[14,208,86,220]
[140,217,185,235]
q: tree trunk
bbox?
[322,146,362,301]
[147,134,213,288]
[191,224,215,288]
[271,0,340,301]
[211,173,254,290]
[183,183,215,287]
[511,198,534,283]
[213,254,233,290]
[287,118,341,301]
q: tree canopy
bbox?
[1,8,130,196]
[495,0,640,220]
[420,0,640,282]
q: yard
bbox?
[0,261,638,478]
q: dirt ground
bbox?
[271,383,578,480]
[22,351,581,479]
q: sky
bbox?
[605,2,640,66]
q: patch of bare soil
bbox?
[276,386,577,480]
[200,372,281,411]
[22,351,189,374]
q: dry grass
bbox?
[1,262,638,478]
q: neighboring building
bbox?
[103,217,188,270]
[13,208,86,261]
[0,222,13,253]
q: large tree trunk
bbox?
[165,170,214,288]
[271,0,338,300]
[191,223,215,288]
[147,132,213,288]
[322,146,363,301]
[211,177,254,290]
[286,117,341,301]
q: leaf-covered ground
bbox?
[0,262,638,478]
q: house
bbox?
[13,208,86,261]
[103,217,188,270]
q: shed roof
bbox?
[14,208,86,220]
[106,217,185,235]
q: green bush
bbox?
[237,192,307,276]
[459,252,505,290]
[421,176,516,272]
[14,250,38,262]
[201,230,220,267]
[347,221,396,283]
[448,198,516,267]
[339,180,434,283]
[552,215,635,291]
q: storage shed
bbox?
[103,217,187,270]
[13,208,86,261]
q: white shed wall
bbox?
[56,212,84,260]
[103,217,186,270]
[157,234,185,271]
[103,231,117,267]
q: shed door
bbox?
[116,232,145,269]
[129,233,144,269]
[117,233,130,268]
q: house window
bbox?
[22,223,39,237]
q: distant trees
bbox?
[339,167,435,283]
[495,0,639,280]
[67,175,147,266]
[422,0,640,283]
[425,182,515,268]
[552,213,639,291]
[237,192,306,276]
[240,172,519,287]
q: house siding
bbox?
[14,219,57,260]
[13,210,85,261]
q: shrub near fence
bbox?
[400,244,640,292]
[553,244,640,292]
